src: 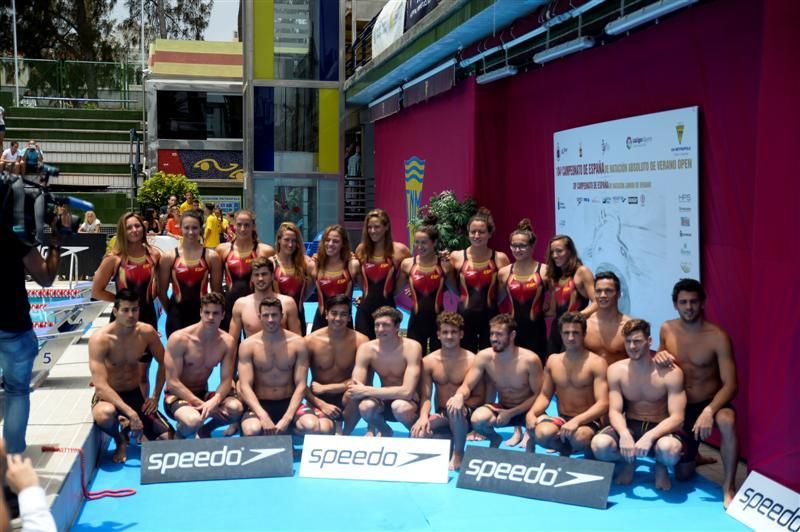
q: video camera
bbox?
[0,165,94,246]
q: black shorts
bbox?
[680,399,734,463]
[538,414,602,434]
[163,388,212,420]
[484,403,526,427]
[376,398,418,423]
[430,406,474,434]
[92,389,171,440]
[599,418,686,458]
[247,398,300,423]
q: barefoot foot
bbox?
[467,431,486,441]
[654,463,672,491]
[503,426,523,447]
[615,462,635,485]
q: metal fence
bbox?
[0,57,144,109]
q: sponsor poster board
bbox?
[727,471,800,531]
[372,0,407,57]
[141,436,293,484]
[457,447,614,509]
[299,434,450,484]
[200,195,242,215]
[554,107,699,345]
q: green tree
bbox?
[410,191,478,251]
[118,0,213,51]
[0,0,120,98]
[137,171,198,210]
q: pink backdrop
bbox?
[374,0,800,490]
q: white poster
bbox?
[554,107,699,345]
[372,0,407,58]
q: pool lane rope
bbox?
[41,445,136,500]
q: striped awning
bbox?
[148,39,243,79]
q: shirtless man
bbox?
[164,292,244,438]
[304,294,369,435]
[238,297,318,436]
[452,314,543,448]
[229,257,302,339]
[89,290,172,462]
[410,312,485,470]
[656,279,738,507]
[591,319,686,491]
[584,272,630,365]
[349,306,422,436]
[525,312,608,456]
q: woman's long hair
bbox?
[110,212,148,257]
[275,221,307,283]
[317,224,351,273]
[357,209,394,263]
[545,234,582,283]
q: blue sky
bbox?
[112,0,239,42]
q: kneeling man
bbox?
[452,314,542,448]
[410,312,485,470]
[526,312,608,455]
[164,292,243,438]
[591,319,686,491]
[238,297,318,435]
[89,289,172,462]
[349,306,422,436]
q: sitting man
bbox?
[229,256,302,339]
[305,294,369,435]
[163,292,243,438]
[525,312,608,455]
[89,289,172,462]
[410,312,485,470]
[238,297,318,436]
[452,314,543,448]
[656,278,739,507]
[591,319,686,491]
[19,140,43,175]
[1,141,20,173]
[348,306,422,436]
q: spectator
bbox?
[1,141,20,173]
[203,203,220,249]
[214,206,227,242]
[160,195,178,216]
[165,206,181,238]
[0,106,5,149]
[19,141,43,175]
[179,191,194,214]
[78,210,101,233]
[143,209,161,235]
[0,440,57,532]
[20,90,37,109]
[191,199,200,212]
[159,213,168,234]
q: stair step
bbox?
[8,107,142,121]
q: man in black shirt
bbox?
[0,223,62,453]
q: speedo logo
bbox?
[147,446,284,474]
[464,459,604,488]
[308,447,441,469]
[738,488,800,531]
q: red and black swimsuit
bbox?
[406,256,445,354]
[547,274,589,354]
[273,257,307,334]
[457,251,499,352]
[312,267,353,331]
[506,262,547,357]
[355,255,395,339]
[114,252,158,329]
[166,248,209,337]
[222,245,258,331]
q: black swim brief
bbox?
[680,399,735,463]
[163,388,213,420]
[92,389,171,440]
[484,403,526,427]
[599,418,687,458]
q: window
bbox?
[156,91,243,140]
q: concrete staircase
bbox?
[5,107,143,190]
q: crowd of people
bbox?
[87,205,739,508]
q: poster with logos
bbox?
[200,195,242,215]
[553,107,699,345]
[372,0,407,57]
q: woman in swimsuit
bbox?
[158,210,223,337]
[215,209,274,332]
[310,224,360,332]
[272,222,314,335]
[545,234,596,355]
[354,209,410,339]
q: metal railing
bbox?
[0,57,144,109]
[346,16,378,79]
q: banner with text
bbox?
[141,436,293,484]
[299,434,449,484]
[554,106,699,345]
[372,0,407,57]
[727,471,800,531]
[457,447,614,509]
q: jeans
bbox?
[0,329,38,453]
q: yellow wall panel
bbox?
[253,0,274,79]
[318,89,340,174]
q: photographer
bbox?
[0,211,63,454]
